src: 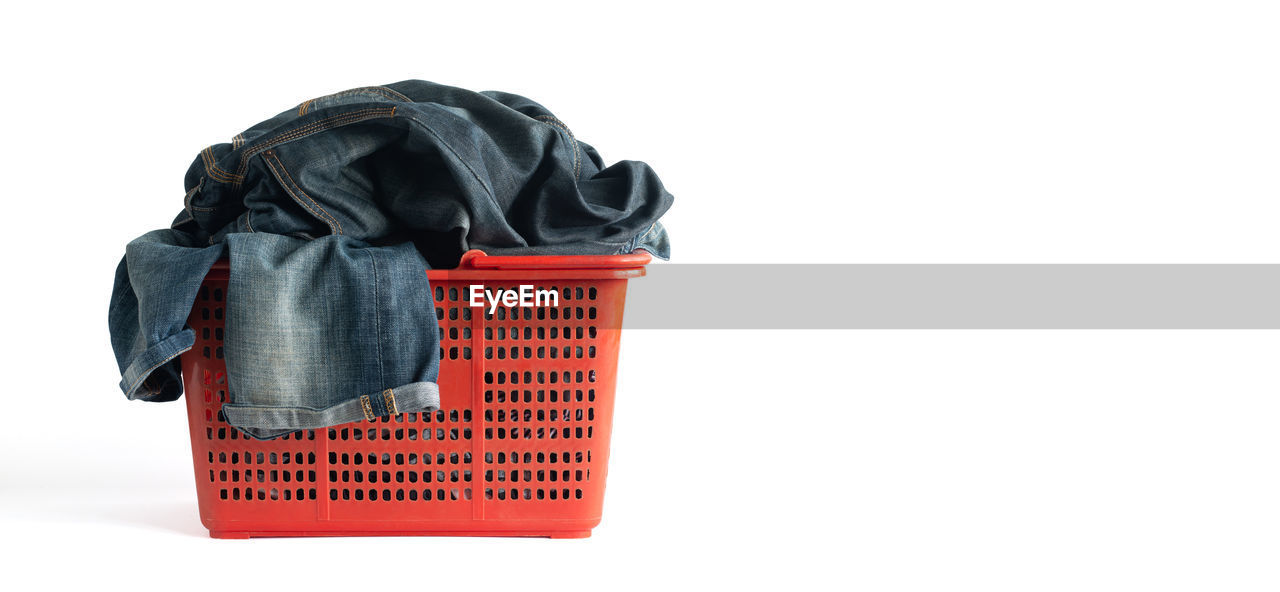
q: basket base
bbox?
[209,529,592,539]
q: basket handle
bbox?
[457,250,651,270]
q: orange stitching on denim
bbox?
[203,146,244,183]
[359,395,376,421]
[382,389,398,415]
[261,151,344,235]
[237,107,396,176]
[233,107,397,179]
[640,221,660,241]
[534,115,581,178]
[237,108,392,175]
[297,86,409,117]
[232,133,245,149]
[324,86,412,103]
[200,147,241,183]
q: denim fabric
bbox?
[109,231,441,440]
[183,80,672,268]
[222,234,439,439]
[109,80,672,439]
[109,229,225,402]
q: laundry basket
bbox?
[180,249,649,538]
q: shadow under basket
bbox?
[180,250,649,539]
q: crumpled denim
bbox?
[109,80,673,439]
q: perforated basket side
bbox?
[181,256,637,538]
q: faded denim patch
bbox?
[221,234,440,439]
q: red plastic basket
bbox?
[180,249,649,538]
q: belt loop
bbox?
[382,388,399,415]
[359,394,376,421]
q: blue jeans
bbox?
[109,80,671,439]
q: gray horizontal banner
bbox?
[622,265,1280,329]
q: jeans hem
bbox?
[222,381,441,440]
[119,329,196,401]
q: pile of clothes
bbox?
[108,80,672,439]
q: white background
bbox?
[2,1,1280,589]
